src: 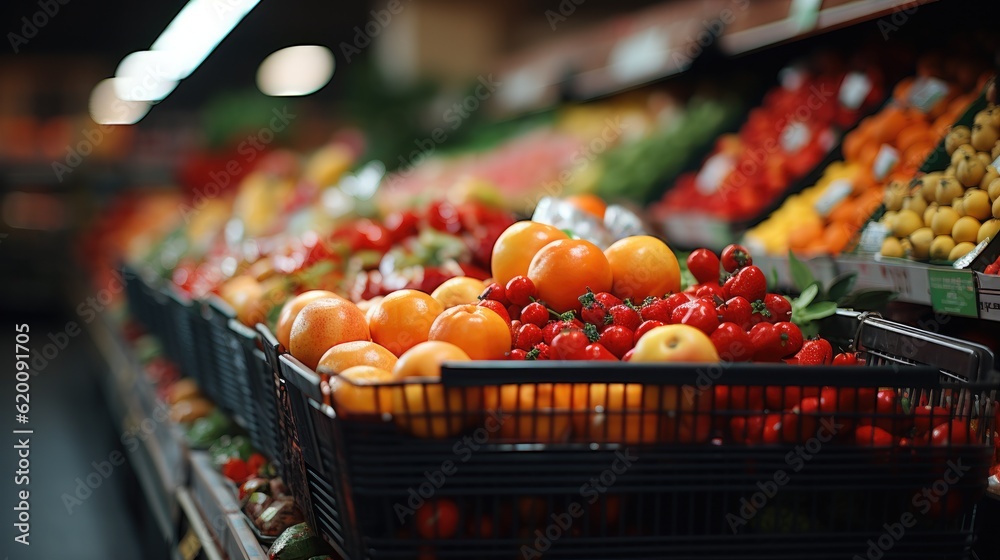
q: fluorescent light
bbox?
[89,78,151,125]
[114,50,179,101]
[256,45,334,96]
[151,0,260,80]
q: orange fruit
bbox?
[274,290,340,349]
[289,298,370,370]
[316,341,398,375]
[428,304,511,360]
[565,194,607,220]
[491,221,568,287]
[603,235,680,301]
[789,219,824,249]
[392,341,476,438]
[368,289,444,357]
[430,276,486,309]
[330,365,395,417]
[483,383,572,443]
[823,222,854,254]
[895,123,930,154]
[872,108,909,145]
[528,238,613,312]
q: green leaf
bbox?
[788,250,815,292]
[770,267,780,290]
[799,301,837,322]
[798,320,821,339]
[793,284,819,310]
[839,289,897,310]
[826,273,858,303]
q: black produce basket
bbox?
[200,297,254,422]
[230,316,282,464]
[271,311,999,560]
[257,323,294,484]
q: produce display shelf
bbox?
[90,311,180,545]
[89,313,269,560]
[753,252,997,322]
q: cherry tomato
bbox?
[874,389,901,433]
[783,397,821,443]
[914,405,951,435]
[384,210,420,242]
[930,420,977,446]
[584,343,618,361]
[720,244,752,272]
[416,499,459,539]
[551,331,589,360]
[762,413,783,444]
[730,415,765,445]
[714,385,765,411]
[854,425,894,447]
[765,386,820,411]
[687,249,721,284]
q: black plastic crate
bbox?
[276,311,998,560]
[257,324,294,483]
[230,317,282,463]
[201,297,255,422]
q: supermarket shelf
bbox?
[90,311,179,544]
[754,252,995,321]
[89,314,270,560]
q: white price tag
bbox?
[695,153,736,195]
[780,121,811,153]
[908,77,949,113]
[991,155,1000,173]
[858,221,890,254]
[839,72,873,110]
[872,144,900,181]
[814,179,854,217]
[779,66,808,91]
[609,27,671,83]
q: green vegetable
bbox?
[268,523,328,560]
[186,410,232,449]
[209,435,254,468]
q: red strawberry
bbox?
[594,292,623,309]
[599,326,634,359]
[607,304,642,331]
[717,296,752,329]
[764,293,792,323]
[695,283,727,300]
[711,322,753,361]
[479,282,508,304]
[644,294,685,322]
[508,349,527,360]
[721,244,752,272]
[542,317,583,345]
[725,266,767,302]
[552,330,589,360]
[986,264,1000,275]
[580,303,608,326]
[671,300,721,334]
[505,276,537,306]
[585,343,618,361]
[833,351,860,365]
[477,299,511,326]
[687,248,721,284]
[749,321,801,362]
[794,338,833,365]
[526,343,550,360]
[634,320,665,345]
[515,323,543,351]
[520,302,548,327]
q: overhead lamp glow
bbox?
[256,45,334,97]
[151,0,261,80]
[89,79,152,125]
[114,51,179,102]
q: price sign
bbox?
[177,528,202,560]
[928,268,978,317]
[991,155,1000,173]
[839,72,873,110]
[814,179,854,217]
[858,222,890,254]
[872,144,900,181]
[780,121,811,153]
[695,153,736,195]
[909,77,949,113]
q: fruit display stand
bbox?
[89,296,270,560]
[258,311,997,560]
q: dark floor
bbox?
[3,315,149,560]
